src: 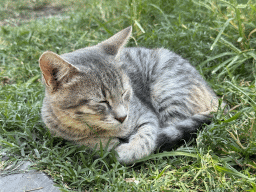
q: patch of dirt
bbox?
[0,5,68,26]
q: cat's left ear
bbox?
[39,51,79,91]
[98,26,132,58]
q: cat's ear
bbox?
[39,51,79,90]
[98,26,132,57]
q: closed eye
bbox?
[78,99,89,105]
[64,99,90,109]
[100,100,109,104]
[121,90,126,97]
[122,90,131,101]
[75,111,85,115]
[100,100,111,108]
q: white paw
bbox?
[115,143,138,164]
[115,143,150,164]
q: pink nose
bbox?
[115,115,127,123]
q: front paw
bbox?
[115,143,149,164]
[115,144,136,164]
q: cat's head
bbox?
[39,26,133,130]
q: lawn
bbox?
[0,0,255,191]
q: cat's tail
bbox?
[157,112,211,149]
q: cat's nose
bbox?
[114,105,127,123]
[115,115,127,123]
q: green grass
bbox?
[0,0,256,191]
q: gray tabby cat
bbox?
[39,26,224,164]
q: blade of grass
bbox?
[200,52,235,67]
[0,139,19,148]
[210,18,234,50]
[149,4,170,25]
[225,81,256,107]
[134,20,145,33]
[212,57,234,74]
[91,16,113,35]
[219,37,242,54]
[135,151,198,163]
[215,164,255,182]
[155,165,170,180]
[222,111,242,123]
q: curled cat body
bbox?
[40,26,225,164]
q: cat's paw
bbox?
[115,143,149,164]
[115,143,137,164]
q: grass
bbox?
[0,0,255,191]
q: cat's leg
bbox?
[115,110,159,164]
[157,111,212,148]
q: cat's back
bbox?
[121,47,208,86]
[120,47,220,120]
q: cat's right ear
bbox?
[98,26,132,58]
[39,51,79,91]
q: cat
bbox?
[39,26,225,164]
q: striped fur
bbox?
[40,26,225,164]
